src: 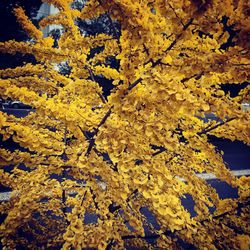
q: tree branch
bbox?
[96,106,113,131]
[127,77,143,92]
[126,18,194,93]
[181,71,204,83]
[153,117,236,157]
[164,18,194,53]
[61,126,69,224]
[168,3,185,27]
[83,17,194,154]
[86,66,107,104]
[198,117,236,136]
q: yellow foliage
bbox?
[13,7,43,40]
[0,0,249,249]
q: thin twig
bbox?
[61,126,69,224]
[127,77,143,92]
[153,117,236,157]
[87,66,107,104]
[78,126,118,171]
[164,18,194,53]
[127,18,194,93]
[198,117,236,135]
[96,106,113,130]
[181,71,204,83]
[168,3,185,27]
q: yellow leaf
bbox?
[134,178,148,185]
[142,190,151,199]
[113,80,120,85]
[162,54,172,64]
[145,129,153,137]
[158,206,175,216]
[121,193,127,200]
[202,103,210,111]
[158,176,164,187]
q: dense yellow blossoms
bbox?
[0,0,250,249]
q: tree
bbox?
[0,0,250,249]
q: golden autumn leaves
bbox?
[0,0,250,249]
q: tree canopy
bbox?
[0,0,250,249]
